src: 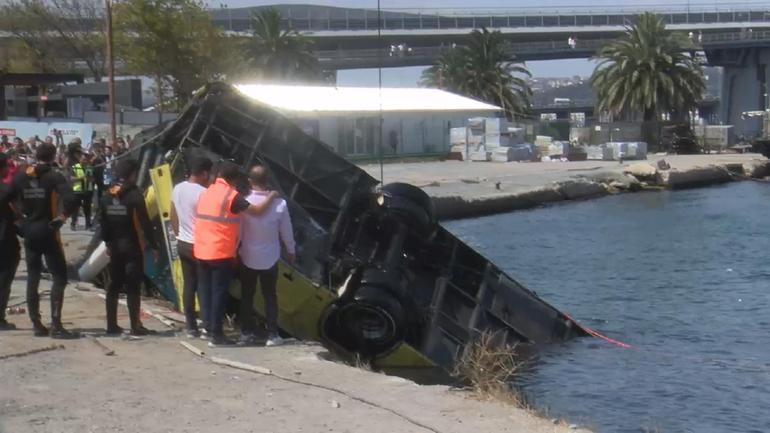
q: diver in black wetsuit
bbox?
[99,158,159,336]
[0,152,21,330]
[9,143,78,338]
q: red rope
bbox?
[565,313,633,349]
[582,326,633,349]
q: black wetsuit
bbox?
[0,182,20,326]
[98,182,157,332]
[9,164,77,331]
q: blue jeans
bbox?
[196,258,235,337]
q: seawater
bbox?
[445,181,770,433]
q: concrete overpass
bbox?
[209,4,770,68]
[1,4,768,136]
[208,4,765,137]
[214,4,770,138]
[313,29,770,69]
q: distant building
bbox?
[2,77,142,121]
[234,84,501,158]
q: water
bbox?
[444,182,770,433]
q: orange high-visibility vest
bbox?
[193,178,241,260]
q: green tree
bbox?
[114,0,237,109]
[421,28,532,120]
[244,8,321,83]
[591,12,705,122]
[0,0,106,79]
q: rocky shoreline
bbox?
[361,154,770,220]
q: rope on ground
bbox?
[179,342,442,433]
[89,336,116,356]
[0,344,64,361]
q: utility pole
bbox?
[105,0,117,146]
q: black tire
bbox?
[379,183,436,236]
[320,285,406,359]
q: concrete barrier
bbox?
[659,166,733,189]
[410,157,770,220]
[556,180,609,200]
[433,187,565,220]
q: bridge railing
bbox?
[314,29,770,66]
[316,30,770,63]
[701,28,770,43]
[248,9,770,33]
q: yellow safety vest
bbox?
[71,163,86,192]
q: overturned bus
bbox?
[81,82,588,372]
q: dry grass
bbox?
[352,353,373,371]
[452,331,529,408]
[453,334,595,431]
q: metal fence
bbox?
[212,8,770,33]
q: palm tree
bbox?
[421,28,532,120]
[591,12,705,122]
[245,7,321,83]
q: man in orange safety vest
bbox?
[194,161,276,347]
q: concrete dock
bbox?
[0,228,588,433]
[361,154,770,219]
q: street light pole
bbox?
[105,0,117,146]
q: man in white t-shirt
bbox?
[171,156,212,338]
[238,165,295,347]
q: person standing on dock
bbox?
[99,158,159,336]
[68,146,93,231]
[237,165,296,347]
[193,162,277,347]
[9,143,78,338]
[171,156,213,339]
[0,153,21,330]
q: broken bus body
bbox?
[83,82,588,372]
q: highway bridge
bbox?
[1,4,769,135]
[313,29,770,69]
[210,4,770,136]
[209,4,770,67]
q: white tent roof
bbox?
[233,84,501,114]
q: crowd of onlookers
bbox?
[0,133,133,230]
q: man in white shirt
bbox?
[171,156,212,339]
[238,165,295,347]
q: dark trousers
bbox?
[106,250,143,330]
[71,191,92,228]
[25,236,68,325]
[196,258,235,337]
[177,241,205,331]
[0,244,21,322]
[239,261,279,335]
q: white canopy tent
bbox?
[231,84,501,157]
[233,84,501,114]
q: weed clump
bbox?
[453,332,528,408]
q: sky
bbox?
[217,0,756,85]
